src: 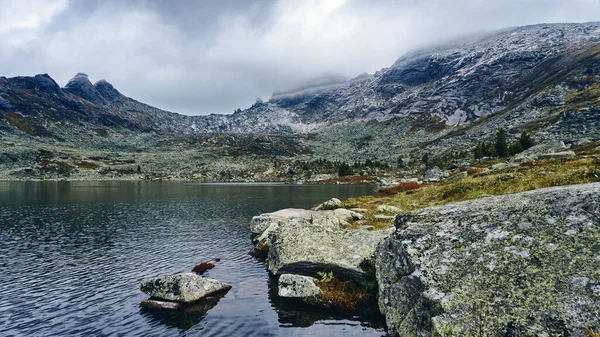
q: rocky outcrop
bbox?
[64,73,106,104]
[267,220,392,283]
[250,201,390,285]
[140,273,231,303]
[376,183,600,337]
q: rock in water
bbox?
[376,182,600,337]
[278,274,321,298]
[140,273,231,303]
[268,222,392,283]
[140,299,182,310]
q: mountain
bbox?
[1,22,600,180]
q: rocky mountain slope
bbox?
[1,22,600,180]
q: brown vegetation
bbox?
[377,181,424,195]
[191,262,215,274]
[315,271,369,312]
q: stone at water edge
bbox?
[140,273,231,303]
[376,182,600,337]
[313,198,342,210]
[278,274,321,298]
[249,208,366,255]
[140,299,182,310]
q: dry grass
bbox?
[315,271,369,312]
[588,326,600,337]
[378,181,424,195]
[344,156,600,226]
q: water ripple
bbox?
[0,181,383,336]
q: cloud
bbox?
[0,0,598,115]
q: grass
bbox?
[315,271,369,312]
[588,326,600,337]
[343,155,600,229]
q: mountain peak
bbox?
[64,73,104,103]
[94,79,123,103]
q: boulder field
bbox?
[252,183,600,336]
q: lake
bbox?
[0,181,385,336]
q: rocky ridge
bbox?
[2,23,600,178]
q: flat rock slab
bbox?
[376,182,600,337]
[140,273,231,303]
[251,208,364,235]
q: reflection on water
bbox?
[0,181,385,336]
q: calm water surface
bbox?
[0,181,385,336]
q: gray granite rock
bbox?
[140,273,231,303]
[376,182,600,337]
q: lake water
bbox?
[0,181,385,336]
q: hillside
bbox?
[1,22,600,181]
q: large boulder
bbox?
[140,273,231,303]
[250,208,365,253]
[376,183,600,337]
[268,221,392,283]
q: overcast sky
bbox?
[1,0,599,115]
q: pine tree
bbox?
[496,128,508,157]
[474,144,484,159]
[519,132,534,150]
[509,141,524,155]
[422,153,430,167]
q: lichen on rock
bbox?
[376,182,600,337]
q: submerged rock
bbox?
[376,182,600,337]
[278,274,321,298]
[140,299,182,310]
[140,273,231,303]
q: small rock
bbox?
[444,171,467,182]
[313,198,342,210]
[376,205,402,215]
[278,274,321,298]
[375,214,396,220]
[140,299,182,310]
[140,273,231,303]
